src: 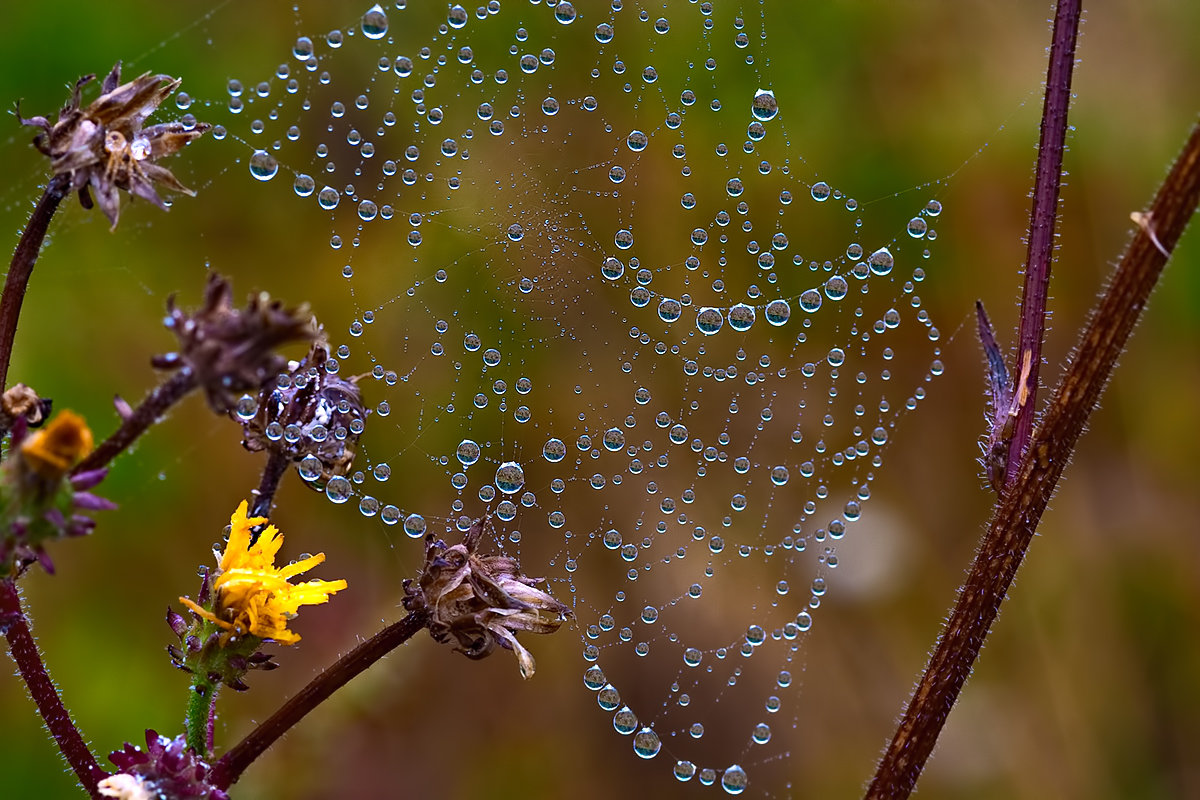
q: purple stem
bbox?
[210,609,429,790]
[0,174,69,391]
[1004,0,1082,484]
[1,579,107,797]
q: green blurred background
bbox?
[0,1,1197,798]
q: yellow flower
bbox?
[19,410,93,480]
[180,501,346,645]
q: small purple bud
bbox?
[166,607,188,637]
[70,468,109,491]
[72,491,117,511]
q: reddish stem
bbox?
[0,174,69,391]
[867,120,1200,799]
[210,610,429,790]
[1005,0,1082,482]
[1,579,107,797]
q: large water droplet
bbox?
[495,461,525,494]
[249,150,278,181]
[721,765,749,794]
[751,89,778,121]
[633,728,661,759]
[361,4,389,40]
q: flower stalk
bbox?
[1,578,107,797]
[867,118,1200,800]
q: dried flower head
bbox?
[0,411,114,576]
[173,502,346,688]
[0,384,51,437]
[106,730,228,800]
[403,516,570,679]
[238,337,367,489]
[152,273,315,414]
[17,62,210,229]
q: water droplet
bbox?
[869,247,894,276]
[765,299,790,326]
[318,186,340,210]
[325,476,352,504]
[456,439,481,466]
[361,4,389,39]
[626,130,648,152]
[721,765,748,794]
[495,461,525,494]
[553,1,576,24]
[633,728,661,759]
[728,303,756,331]
[613,706,639,735]
[249,150,278,181]
[403,513,426,538]
[696,307,724,335]
[751,89,778,121]
[811,181,831,202]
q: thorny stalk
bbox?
[866,119,1200,798]
[72,369,197,475]
[0,174,69,392]
[210,609,430,790]
[0,579,107,797]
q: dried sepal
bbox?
[16,62,209,229]
[403,515,570,679]
[153,273,314,414]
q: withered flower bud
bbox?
[238,337,367,489]
[0,384,51,437]
[17,62,210,229]
[152,273,314,414]
[106,730,228,800]
[403,516,570,679]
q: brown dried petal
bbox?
[405,517,569,679]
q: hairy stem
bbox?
[867,120,1200,799]
[250,448,291,518]
[0,174,69,391]
[184,678,218,757]
[211,609,429,790]
[72,369,197,475]
[1005,0,1082,482]
[0,579,107,797]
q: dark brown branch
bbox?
[867,120,1200,799]
[210,609,430,790]
[1,579,107,797]
[1005,0,1082,482]
[0,174,69,391]
[72,369,197,475]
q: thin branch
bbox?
[0,579,107,797]
[1005,0,1082,483]
[210,609,429,790]
[72,369,197,475]
[0,174,69,390]
[250,448,291,518]
[867,120,1200,799]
